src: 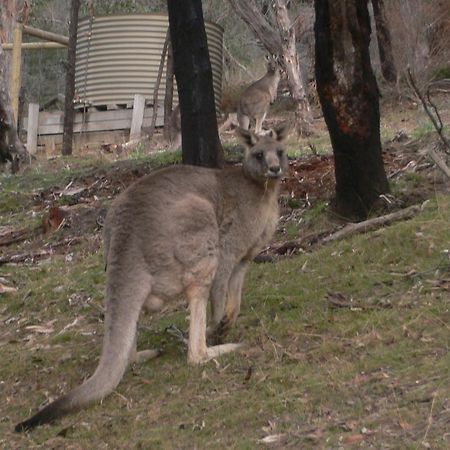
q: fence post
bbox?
[11,22,23,122]
[26,103,40,154]
[129,94,145,141]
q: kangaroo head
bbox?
[265,54,281,77]
[237,123,290,184]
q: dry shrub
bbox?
[386,0,450,85]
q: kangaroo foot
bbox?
[188,342,243,365]
[207,316,234,345]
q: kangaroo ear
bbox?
[236,128,258,148]
[272,122,290,142]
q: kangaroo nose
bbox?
[268,165,281,175]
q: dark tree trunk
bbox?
[371,0,397,84]
[62,0,80,156]
[167,0,224,168]
[314,0,390,221]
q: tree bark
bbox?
[62,0,80,156]
[167,0,224,168]
[371,0,397,84]
[0,21,28,171]
[228,0,312,135]
[314,0,390,221]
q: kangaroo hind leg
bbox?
[186,283,242,365]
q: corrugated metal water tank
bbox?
[75,14,223,111]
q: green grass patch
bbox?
[0,158,449,448]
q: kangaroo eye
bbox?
[277,149,284,157]
[254,152,263,160]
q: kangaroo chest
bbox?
[218,194,279,261]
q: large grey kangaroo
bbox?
[237,57,281,135]
[15,124,290,431]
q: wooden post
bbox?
[1,42,66,50]
[129,94,145,141]
[62,0,80,156]
[26,103,39,154]
[10,22,23,122]
[22,25,69,46]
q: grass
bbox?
[1,151,449,449]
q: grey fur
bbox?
[237,58,281,134]
[15,124,289,431]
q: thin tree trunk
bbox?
[273,0,312,136]
[167,0,224,168]
[62,0,80,156]
[148,28,170,142]
[0,50,27,170]
[371,0,397,84]
[163,37,174,142]
[314,0,390,221]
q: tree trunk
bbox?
[148,29,170,142]
[167,0,223,168]
[371,0,397,84]
[0,9,28,172]
[314,0,390,221]
[228,0,312,135]
[163,37,174,142]
[273,0,312,136]
[62,0,80,156]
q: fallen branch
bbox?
[321,204,422,245]
[266,204,422,256]
[271,229,336,255]
[0,237,81,266]
[0,226,39,247]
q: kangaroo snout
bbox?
[268,165,282,178]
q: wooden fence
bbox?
[21,94,164,154]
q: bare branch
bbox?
[407,68,450,151]
[223,43,256,78]
[227,0,282,55]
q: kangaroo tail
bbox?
[15,270,150,432]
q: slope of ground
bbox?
[1,97,449,449]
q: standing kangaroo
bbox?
[15,124,289,432]
[237,58,281,135]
